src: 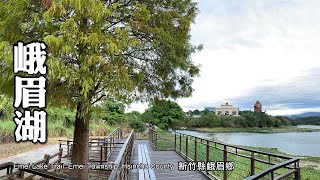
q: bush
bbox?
[157,123,168,130]
[128,119,145,132]
[185,110,293,128]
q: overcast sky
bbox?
[127,0,320,116]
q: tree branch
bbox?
[91,94,106,105]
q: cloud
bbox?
[128,0,320,115]
[228,67,320,115]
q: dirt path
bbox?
[0,144,62,177]
[0,144,60,164]
[0,137,68,159]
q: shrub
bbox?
[129,119,145,132]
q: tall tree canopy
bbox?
[0,0,201,178]
[142,100,185,130]
[91,98,126,125]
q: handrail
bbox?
[108,129,135,180]
[175,132,292,160]
[173,131,300,180]
[0,162,76,180]
[59,127,122,161]
[244,158,299,180]
[0,162,14,170]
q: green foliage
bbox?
[0,120,15,133]
[128,119,145,133]
[289,117,320,125]
[0,0,201,108]
[91,99,126,125]
[193,109,200,115]
[0,95,13,120]
[0,2,200,176]
[46,107,76,127]
[185,111,293,128]
[142,100,185,130]
[126,110,145,132]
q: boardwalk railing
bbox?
[149,128,175,150]
[108,129,135,180]
[0,149,74,180]
[59,127,122,163]
[0,162,73,180]
[11,148,63,179]
[174,132,300,180]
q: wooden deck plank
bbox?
[143,144,156,180]
[130,140,209,180]
[138,144,145,180]
[107,139,126,162]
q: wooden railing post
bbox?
[155,132,157,149]
[70,144,73,159]
[57,149,62,173]
[206,140,209,175]
[294,161,301,180]
[100,145,103,165]
[251,152,255,176]
[185,135,188,159]
[44,154,50,166]
[58,148,62,164]
[179,134,182,153]
[194,137,197,162]
[223,145,227,180]
[67,141,70,159]
[104,142,107,160]
[174,133,177,151]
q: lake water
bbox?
[175,125,320,157]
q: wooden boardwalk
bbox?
[129,140,209,180]
[108,138,126,162]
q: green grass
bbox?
[301,166,320,180]
[0,120,16,132]
[0,118,117,142]
[153,129,175,150]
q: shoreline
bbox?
[238,145,320,170]
[174,126,320,133]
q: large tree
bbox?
[0,0,201,178]
[91,98,126,125]
[142,100,185,130]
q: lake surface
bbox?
[175,125,320,157]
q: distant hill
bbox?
[287,112,320,119]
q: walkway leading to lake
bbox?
[129,140,209,180]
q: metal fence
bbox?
[149,128,175,150]
[148,129,300,180]
[174,132,300,180]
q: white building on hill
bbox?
[215,102,239,116]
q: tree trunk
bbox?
[70,102,90,179]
